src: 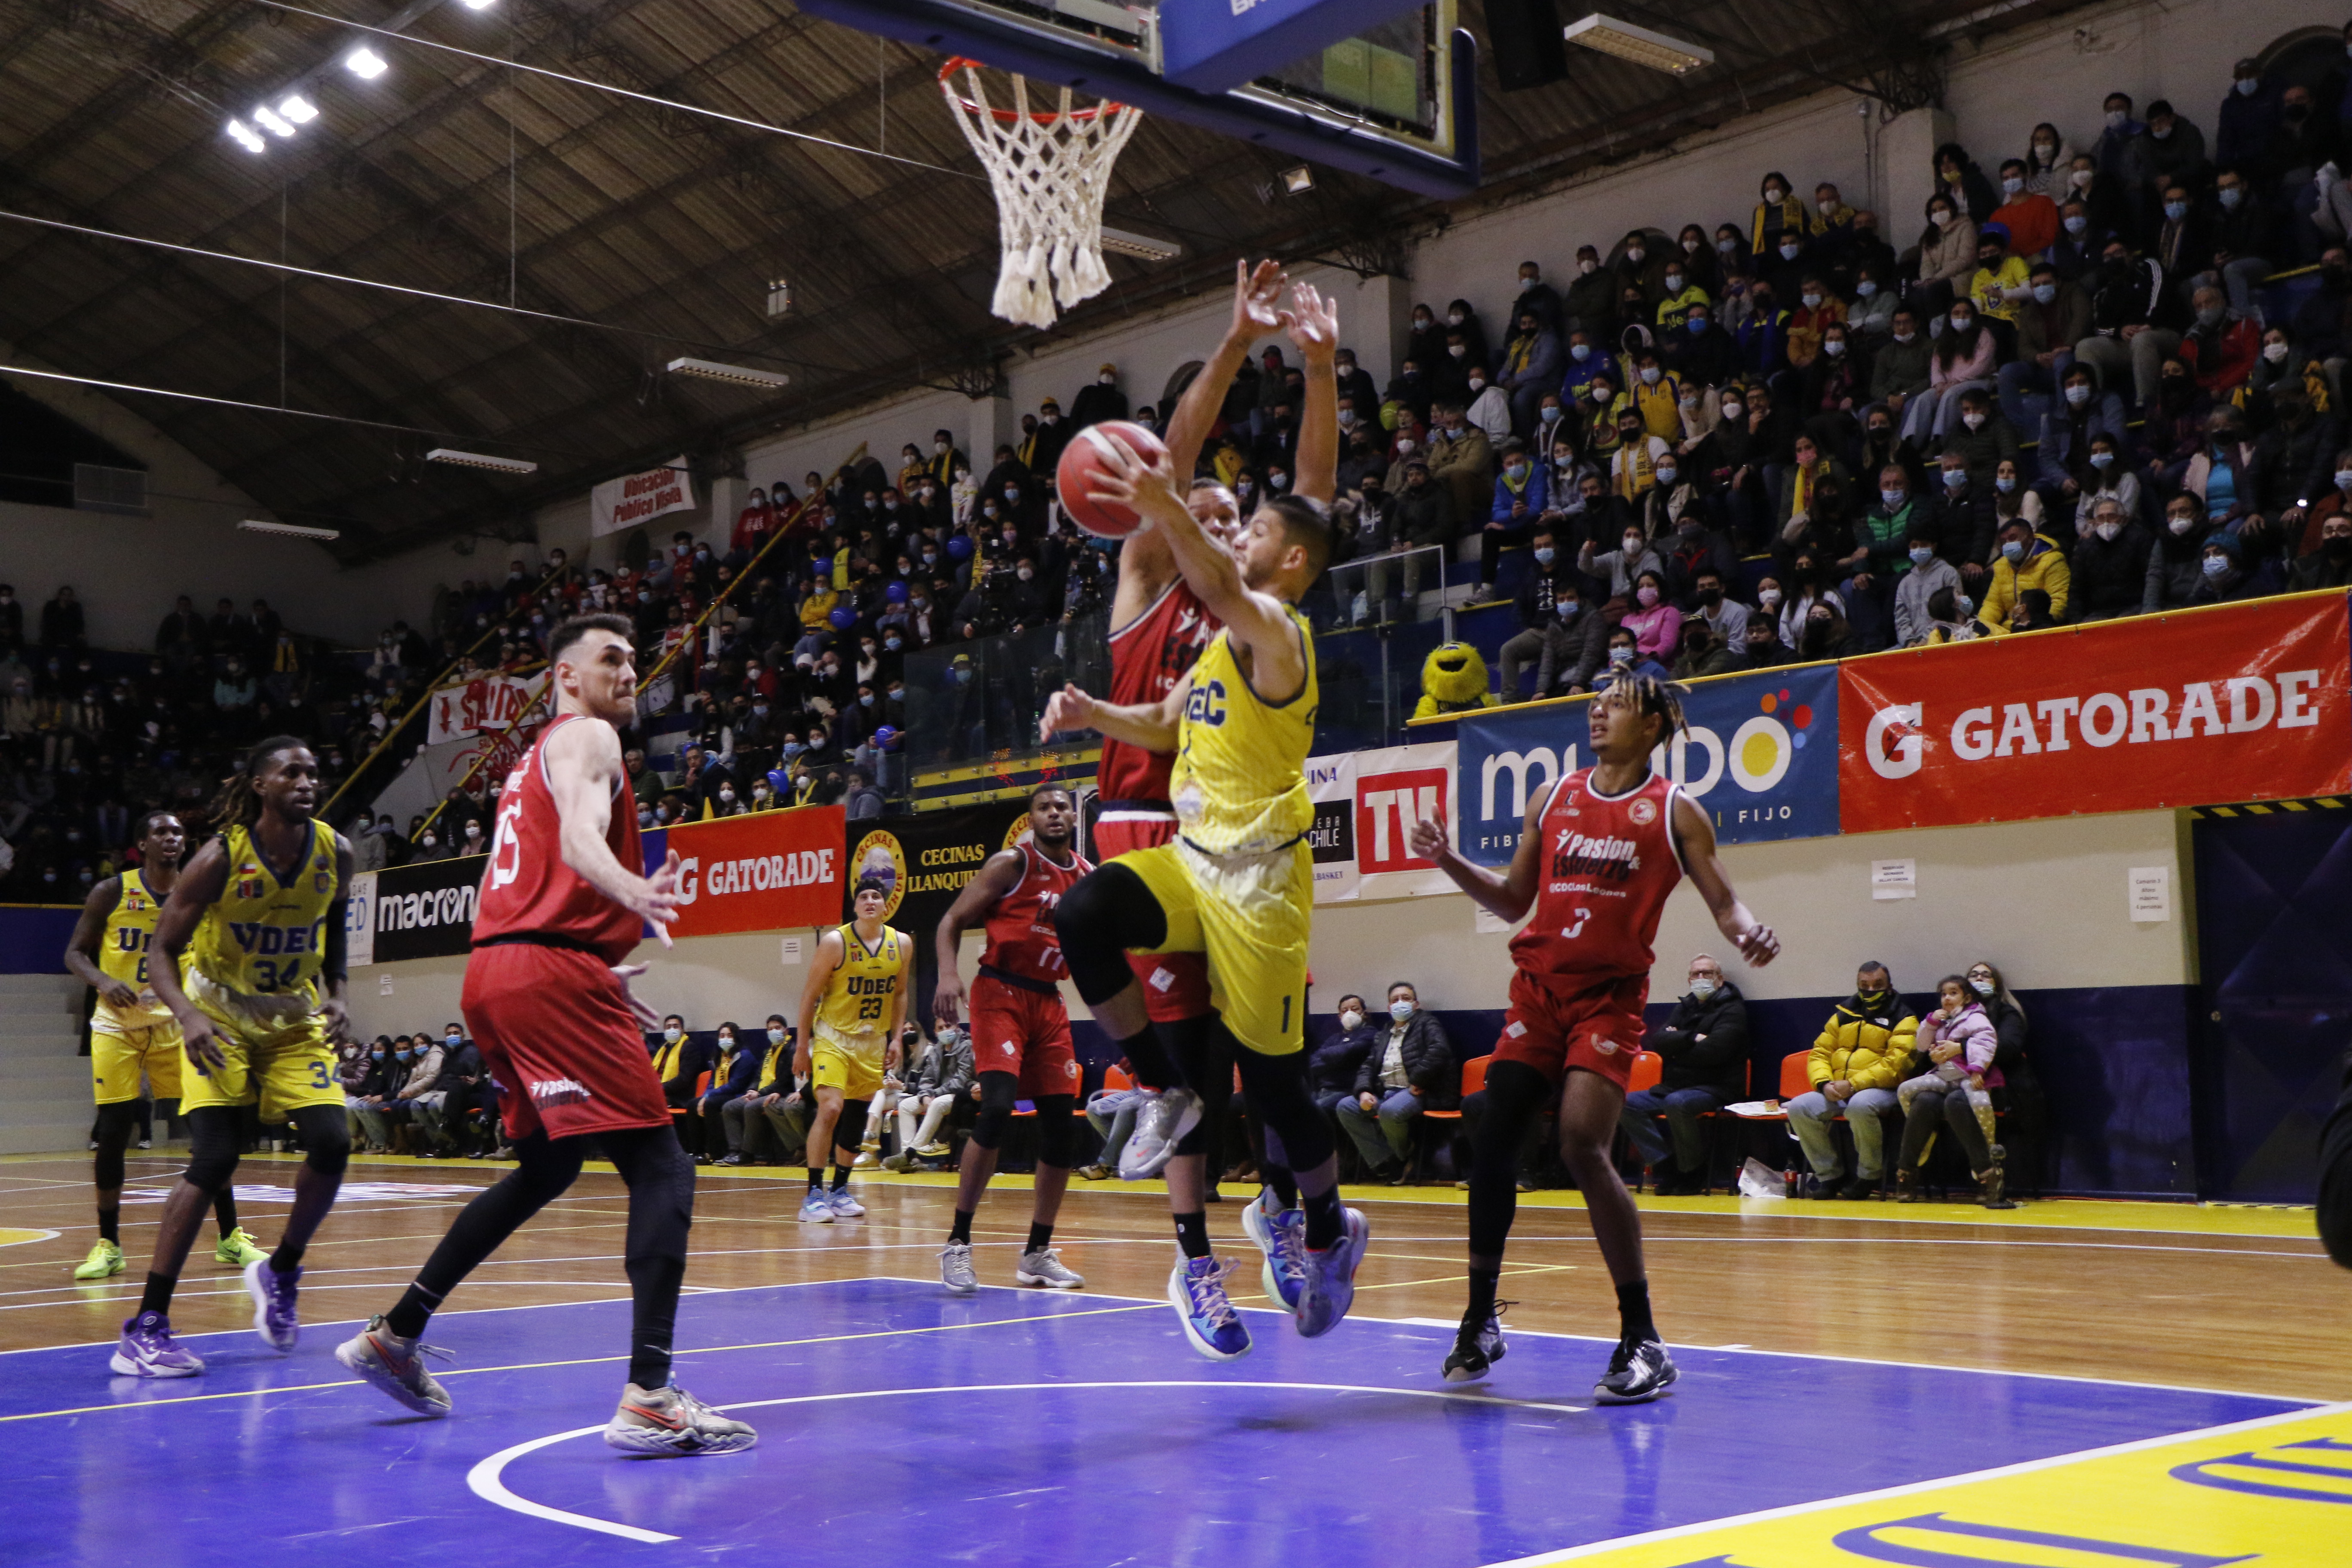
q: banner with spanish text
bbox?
[589,458,695,537]
[1838,594,2352,834]
[425,673,546,745]
[1305,753,1357,903]
[841,801,1030,938]
[640,806,846,938]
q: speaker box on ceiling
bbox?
[1488,0,1570,92]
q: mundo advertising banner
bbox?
[641,806,846,938]
[1452,665,1840,867]
[1839,594,2352,833]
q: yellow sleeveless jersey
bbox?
[189,820,339,1001]
[1170,607,1318,855]
[95,870,175,1026]
[818,922,906,1038]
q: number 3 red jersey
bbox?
[1098,579,1220,808]
[1508,768,1687,986]
[474,713,644,966]
[979,839,1092,986]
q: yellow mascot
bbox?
[1412,641,1500,720]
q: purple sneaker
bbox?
[1296,1206,1369,1338]
[110,1311,205,1378]
[244,1258,300,1352]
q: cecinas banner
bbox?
[1838,592,2352,833]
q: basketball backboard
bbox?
[795,0,1479,197]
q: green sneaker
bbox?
[214,1228,268,1268]
[74,1240,126,1280]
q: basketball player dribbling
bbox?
[1413,671,1778,1401]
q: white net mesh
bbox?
[941,63,1142,331]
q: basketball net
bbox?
[940,59,1141,331]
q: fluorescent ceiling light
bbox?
[1099,226,1182,262]
[426,447,539,474]
[279,95,318,124]
[253,105,297,138]
[666,357,791,390]
[1562,13,1714,75]
[346,46,388,79]
[226,120,267,153]
[459,0,498,9]
[239,519,341,540]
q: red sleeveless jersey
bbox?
[473,713,644,965]
[1099,578,1219,806]
[1508,767,1687,986]
[979,839,1092,986]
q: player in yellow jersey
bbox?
[1038,281,1369,1360]
[792,877,909,1223]
[110,737,357,1380]
[63,812,266,1280]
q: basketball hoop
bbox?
[940,58,1141,331]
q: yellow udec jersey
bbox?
[189,820,340,1001]
[818,922,906,1038]
[1170,608,1319,855]
[94,870,175,1026]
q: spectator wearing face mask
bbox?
[2074,239,2178,409]
[1425,402,1495,524]
[1498,535,1604,700]
[1620,954,1749,1195]
[1975,516,2071,633]
[2188,530,2270,604]
[2178,286,2261,399]
[1987,158,2060,260]
[1887,518,1962,645]
[2127,101,2209,239]
[2069,496,2154,620]
[1741,609,1795,668]
[1497,307,1562,440]
[346,1037,403,1152]
[1913,191,1979,328]
[1069,362,1127,432]
[1997,263,2089,432]
[1338,983,1458,1184]
[1463,363,1513,445]
[1620,569,1681,662]
[1746,169,1818,270]
[1866,308,1935,434]
[1561,246,1620,339]
[2291,508,2352,590]
[1473,439,1548,598]
[2143,493,2212,611]
[1901,297,1997,447]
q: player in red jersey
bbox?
[931,783,1092,1293]
[336,613,754,1457]
[1414,671,1778,1403]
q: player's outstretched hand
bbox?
[1233,257,1286,338]
[636,848,686,948]
[1408,814,1450,864]
[1281,281,1339,362]
[1733,921,1780,967]
[611,963,663,1029]
[1040,683,1096,743]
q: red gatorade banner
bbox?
[1839,593,2352,833]
[645,806,845,937]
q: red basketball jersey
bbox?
[1098,578,1220,806]
[979,839,1092,986]
[474,713,644,965]
[1508,767,1687,986]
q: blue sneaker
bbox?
[244,1258,300,1352]
[827,1185,867,1219]
[110,1311,205,1378]
[1295,1206,1369,1338]
[797,1189,834,1224]
[1167,1255,1251,1361]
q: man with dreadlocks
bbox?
[1412,670,1778,1402]
[113,738,357,1378]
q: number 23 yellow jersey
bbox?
[817,922,907,1038]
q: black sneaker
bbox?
[1806,1173,1844,1200]
[1837,1174,1879,1201]
[1441,1302,1510,1383]
[1594,1335,1678,1404]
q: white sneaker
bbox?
[827,1185,866,1219]
[797,1190,834,1224]
[1118,1086,1203,1180]
[1014,1247,1084,1289]
[603,1381,758,1456]
[940,1241,978,1295]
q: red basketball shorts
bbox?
[462,941,671,1142]
[1094,812,1210,1022]
[968,971,1081,1098]
[1491,969,1648,1092]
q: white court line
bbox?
[1474,1399,2352,1567]
[469,1380,1591,1544]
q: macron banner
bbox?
[368,853,488,964]
[641,806,847,938]
[1452,665,1840,867]
[590,458,695,538]
[1838,594,2352,833]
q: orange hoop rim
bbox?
[938,56,1124,124]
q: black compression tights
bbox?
[388,1125,694,1389]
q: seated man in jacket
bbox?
[881,1022,975,1170]
[1620,955,1750,1194]
[1311,997,1380,1124]
[719,1017,810,1166]
[1785,962,1919,1199]
[1495,529,1604,701]
[1976,517,2072,633]
[1336,982,1459,1183]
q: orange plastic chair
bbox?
[1627,1050,1663,1095]
[1779,1051,1813,1099]
[1102,1064,1135,1092]
[1419,1054,1488,1124]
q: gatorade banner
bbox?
[1839,594,2352,834]
[641,806,846,938]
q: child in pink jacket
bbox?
[1897,975,2003,1148]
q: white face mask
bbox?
[664,1027,683,1044]
[1690,977,1718,999]
[1340,1010,1364,1031]
[768,1027,786,1044]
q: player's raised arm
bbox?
[1038,670,1190,750]
[794,926,844,1076]
[1671,794,1779,967]
[1163,259,1286,483]
[149,839,229,1069]
[1283,281,1340,505]
[934,849,1026,1024]
[64,876,138,1010]
[1412,787,1546,925]
[543,715,684,947]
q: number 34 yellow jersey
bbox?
[190,820,340,1001]
[817,922,906,1039]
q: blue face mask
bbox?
[1856,280,1877,297]
[395,1050,412,1062]
[2218,187,2242,209]
[2164,201,2189,221]
[2031,283,2057,305]
[2000,539,2026,563]
[2201,554,2230,577]
[1390,999,1415,1023]
[1687,317,1709,334]
[1908,545,1934,565]
[445,1032,461,1047]
[1942,468,1967,489]
[2089,450,2116,469]
[1534,546,1556,565]
[1995,475,2017,493]
[1570,343,1592,361]
[1883,489,1908,510]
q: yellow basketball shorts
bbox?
[810,1026,887,1099]
[175,982,343,1122]
[1115,836,1312,1057]
[90,1019,184,1105]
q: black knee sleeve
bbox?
[969,1072,1018,1152]
[93,1102,140,1190]
[291,1104,351,1178]
[1231,1038,1334,1172]
[1468,1061,1549,1256]
[1160,1019,1218,1154]
[1053,863,1168,1007]
[831,1098,870,1157]
[183,1107,241,1194]
[1033,1094,1076,1167]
